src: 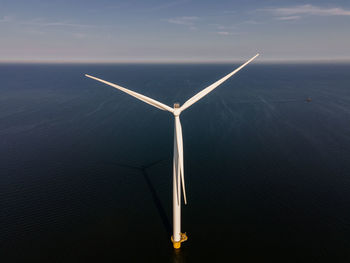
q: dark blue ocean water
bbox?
[1,63,350,262]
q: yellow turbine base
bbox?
[171,233,188,249]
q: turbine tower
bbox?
[85,54,259,249]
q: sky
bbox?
[0,0,350,63]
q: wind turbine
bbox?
[85,53,259,249]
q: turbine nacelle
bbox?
[173,103,181,116]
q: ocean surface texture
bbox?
[1,63,350,262]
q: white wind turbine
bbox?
[85,54,259,249]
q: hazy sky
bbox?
[1,0,350,62]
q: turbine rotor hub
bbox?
[173,103,181,116]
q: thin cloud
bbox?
[0,15,13,22]
[213,24,237,30]
[217,31,230,35]
[275,16,301,21]
[167,16,199,26]
[143,0,188,12]
[216,31,240,36]
[27,29,45,35]
[1,16,96,28]
[264,4,350,17]
[242,20,262,25]
[21,20,96,28]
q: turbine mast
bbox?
[171,102,188,249]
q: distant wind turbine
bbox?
[85,53,259,249]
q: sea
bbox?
[1,63,350,262]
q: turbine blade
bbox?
[175,117,187,205]
[180,54,259,112]
[85,74,174,113]
[173,124,180,205]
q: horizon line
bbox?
[1,58,350,64]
